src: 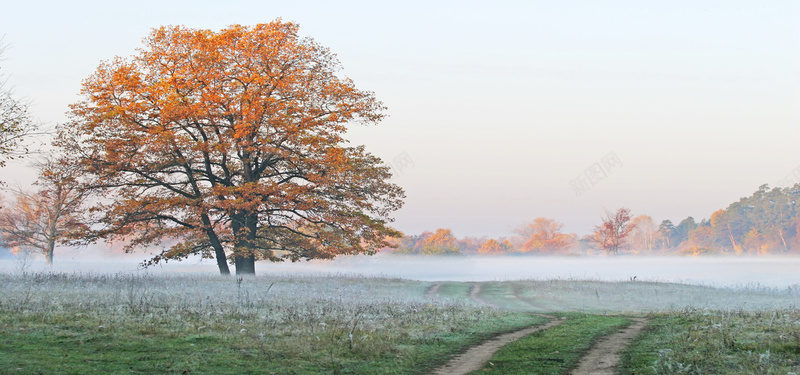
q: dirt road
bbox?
[429,282,648,375]
[431,318,564,375]
[570,317,649,375]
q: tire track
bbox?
[570,317,649,375]
[511,282,550,312]
[468,283,498,308]
[426,283,442,298]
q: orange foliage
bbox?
[478,238,512,255]
[515,217,573,254]
[743,229,772,255]
[57,21,403,275]
[419,228,460,255]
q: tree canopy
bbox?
[58,21,404,274]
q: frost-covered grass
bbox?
[619,308,800,375]
[478,279,800,313]
[0,272,540,374]
[2,272,799,374]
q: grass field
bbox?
[619,309,800,374]
[1,271,799,374]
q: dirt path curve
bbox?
[431,283,565,375]
[426,283,442,298]
[431,318,564,375]
[570,317,649,375]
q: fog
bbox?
[3,254,799,289]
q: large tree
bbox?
[58,21,404,275]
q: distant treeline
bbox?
[388,184,800,256]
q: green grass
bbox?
[468,314,632,375]
[0,310,544,374]
[619,309,800,375]
[0,273,542,374]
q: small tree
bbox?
[591,208,634,255]
[0,159,87,266]
[0,44,38,172]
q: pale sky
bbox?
[1,1,798,238]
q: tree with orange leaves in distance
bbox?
[514,217,574,254]
[591,208,634,255]
[0,158,87,267]
[478,238,512,255]
[419,228,461,255]
[57,21,404,275]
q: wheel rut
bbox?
[468,283,498,308]
[570,317,649,375]
[426,283,442,298]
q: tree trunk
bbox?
[205,233,230,275]
[778,229,789,254]
[231,213,258,275]
[46,238,55,268]
[201,214,230,275]
[214,249,231,275]
[235,254,256,275]
[727,223,741,254]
